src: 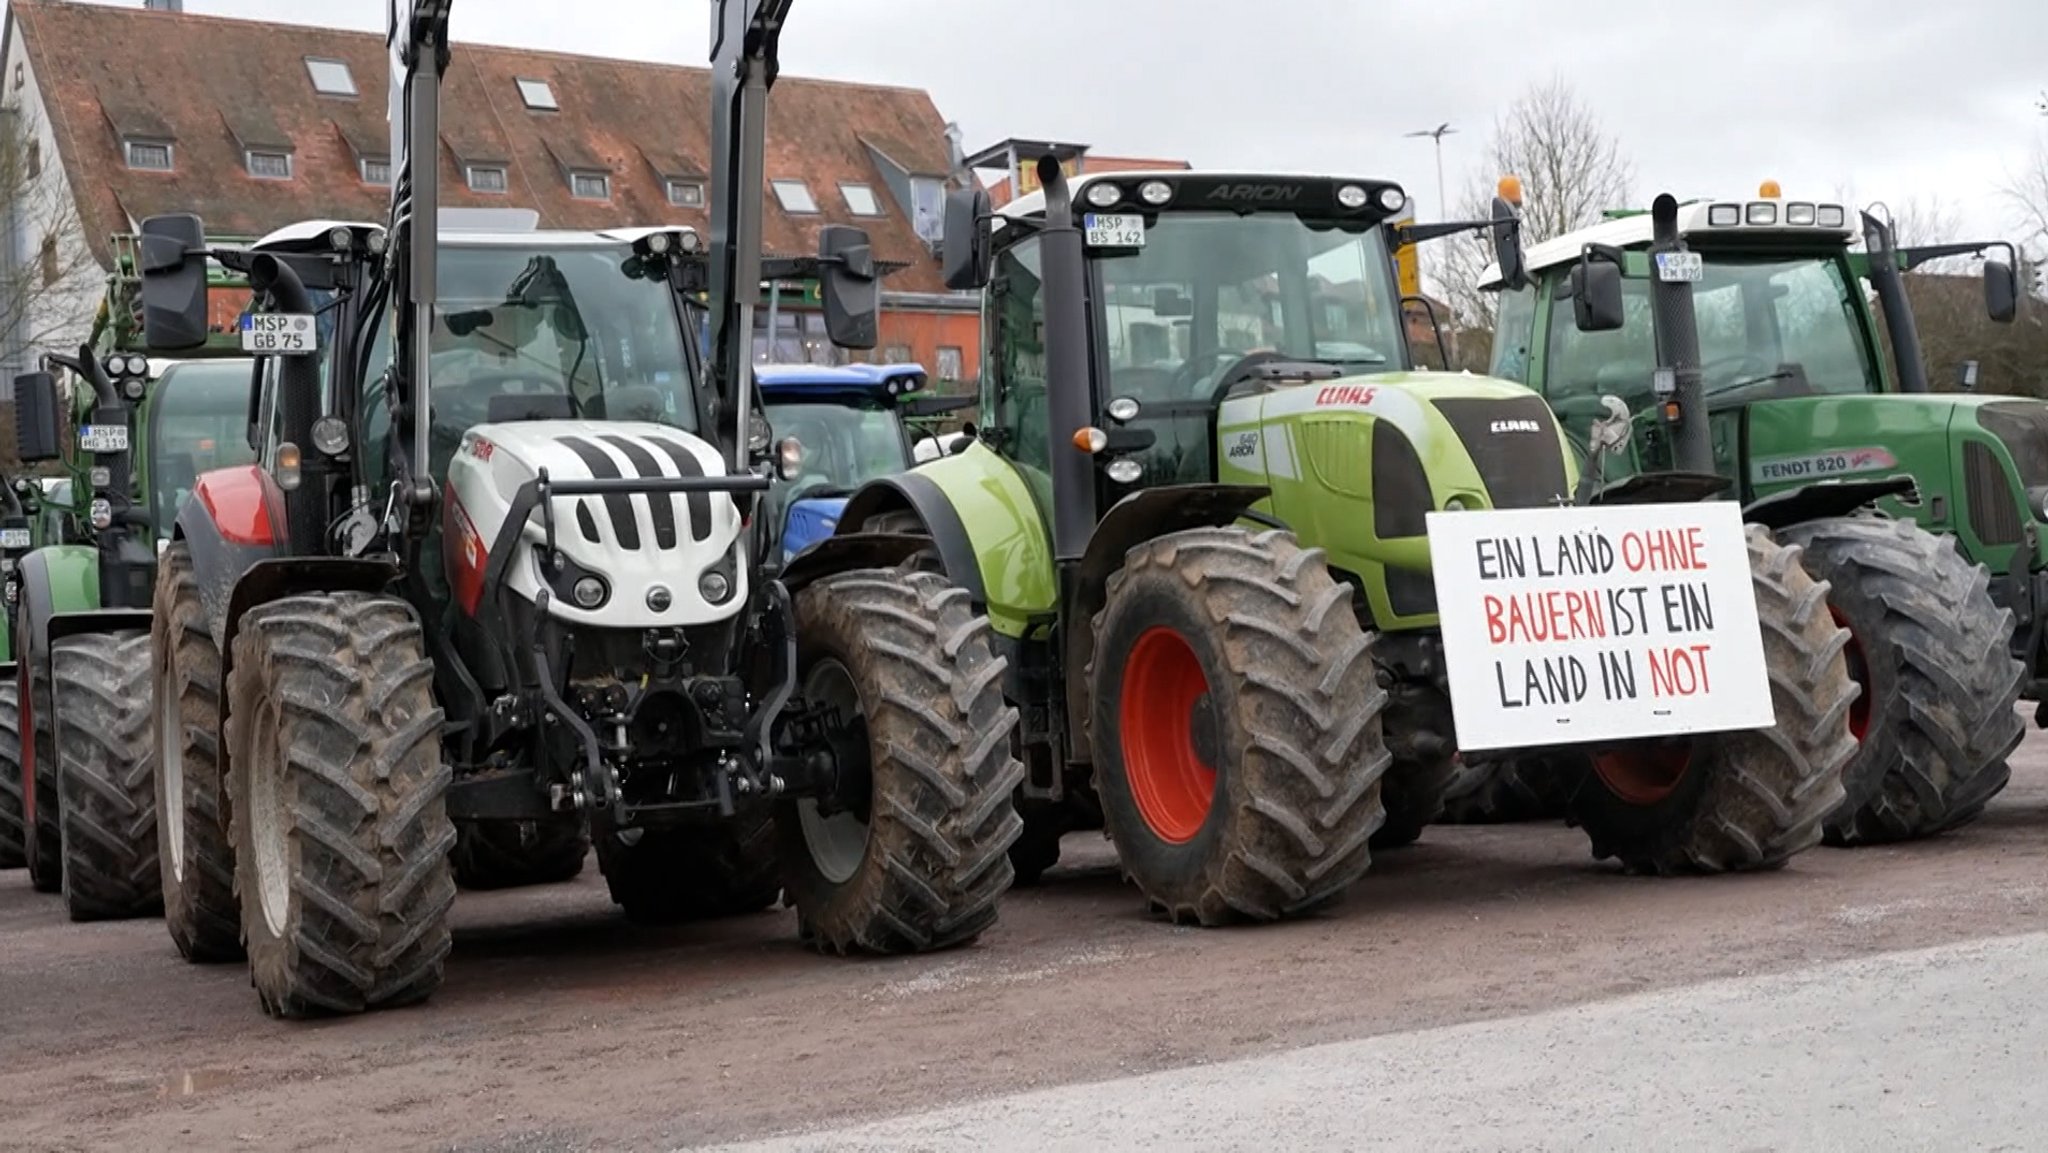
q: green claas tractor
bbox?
[812,158,1857,912]
[1482,182,2028,844]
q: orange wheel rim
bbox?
[1119,626,1216,844]
[1591,742,1692,806]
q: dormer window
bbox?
[360,156,391,185]
[246,149,292,180]
[124,139,173,172]
[570,170,610,200]
[667,179,704,208]
[467,164,508,194]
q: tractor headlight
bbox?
[1084,182,1121,208]
[748,412,772,453]
[1138,180,1172,206]
[1104,457,1142,485]
[699,570,732,605]
[1337,184,1368,210]
[775,436,804,481]
[571,575,608,609]
[646,231,672,254]
[1375,187,1405,213]
[89,498,112,530]
[311,416,350,456]
[328,226,353,252]
[1106,397,1141,424]
[120,376,145,402]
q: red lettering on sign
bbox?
[1647,643,1714,697]
[1314,385,1378,407]
[1483,590,1609,644]
[1618,526,1705,573]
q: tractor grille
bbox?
[1978,402,2048,491]
[1430,396,1570,510]
[1964,439,2026,547]
[1372,421,1431,539]
[553,434,714,550]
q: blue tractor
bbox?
[758,362,973,563]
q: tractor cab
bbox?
[754,361,969,562]
[139,359,260,542]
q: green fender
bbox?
[836,441,1058,639]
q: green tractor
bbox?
[0,475,42,869]
[1481,182,2028,844]
[813,157,1857,912]
[4,235,256,913]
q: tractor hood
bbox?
[445,420,746,628]
[781,495,848,562]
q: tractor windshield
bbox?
[763,398,910,498]
[1545,253,1879,423]
[147,359,259,538]
[428,242,698,437]
[1092,212,1405,409]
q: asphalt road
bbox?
[6,726,2048,1151]
[708,931,2048,1152]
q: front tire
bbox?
[53,632,159,922]
[776,566,1024,954]
[227,593,455,1019]
[0,680,23,869]
[23,663,60,892]
[1437,756,1571,824]
[598,810,779,923]
[1088,527,1389,924]
[154,541,242,961]
[1372,681,1458,850]
[1569,525,1857,874]
[452,819,590,891]
[1778,516,2024,844]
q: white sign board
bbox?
[1426,501,1773,751]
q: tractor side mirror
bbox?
[1986,260,2018,324]
[817,224,879,350]
[941,186,992,291]
[12,371,63,463]
[1489,195,1527,292]
[137,213,210,352]
[1572,259,1626,333]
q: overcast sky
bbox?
[84,0,2048,239]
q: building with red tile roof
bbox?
[0,0,981,388]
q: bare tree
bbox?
[1431,77,1634,363]
[0,104,100,472]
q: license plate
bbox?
[0,529,28,549]
[1083,213,1145,247]
[1656,251,1704,283]
[241,312,319,354]
[79,424,128,453]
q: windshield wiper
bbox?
[1708,369,1795,398]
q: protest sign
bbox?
[1425,501,1774,751]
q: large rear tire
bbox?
[227,593,455,1019]
[1778,516,2024,844]
[1437,756,1571,824]
[153,541,242,962]
[53,631,160,922]
[598,810,779,923]
[1568,525,1857,874]
[0,680,23,869]
[452,818,590,891]
[776,566,1024,954]
[1088,527,1389,924]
